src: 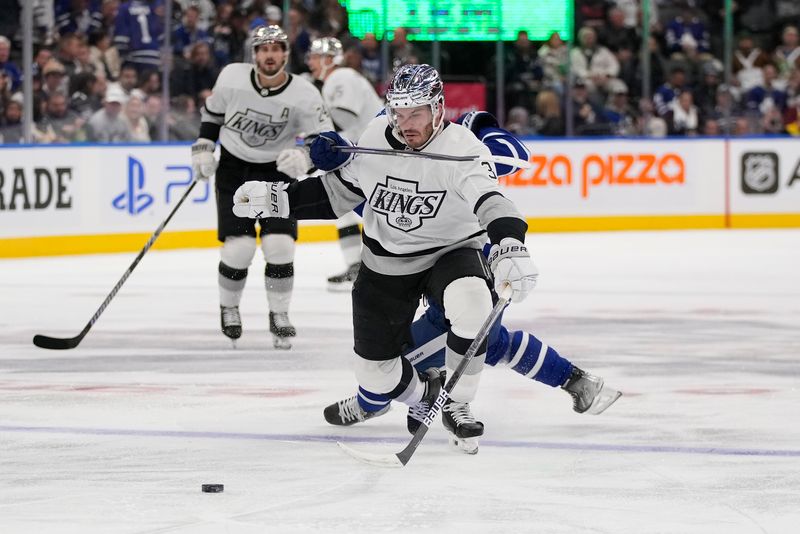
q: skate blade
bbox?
[272,336,292,350]
[229,339,237,349]
[587,386,622,415]
[448,434,479,455]
[327,281,354,293]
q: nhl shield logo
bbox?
[225,108,288,147]
[369,176,446,232]
[741,152,779,195]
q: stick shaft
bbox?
[395,286,512,465]
[333,145,532,169]
[33,181,199,350]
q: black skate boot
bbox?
[323,395,390,426]
[220,306,242,342]
[269,311,296,350]
[327,262,360,292]
[442,400,484,455]
[406,368,445,435]
[562,366,622,415]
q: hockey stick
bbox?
[333,145,533,169]
[338,284,513,468]
[32,180,199,350]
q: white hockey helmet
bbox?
[307,36,344,81]
[308,37,344,65]
[385,64,446,147]
[251,25,289,76]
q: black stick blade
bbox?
[29,182,197,353]
[33,334,82,350]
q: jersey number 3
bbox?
[481,161,497,180]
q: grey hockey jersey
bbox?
[319,116,527,276]
[201,63,333,163]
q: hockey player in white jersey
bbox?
[232,64,538,453]
[320,112,621,443]
[191,25,333,349]
[306,36,384,291]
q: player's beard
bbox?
[258,58,285,78]
[402,122,434,149]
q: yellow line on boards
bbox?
[0,226,340,258]
[728,213,800,228]
[1,214,798,258]
[525,214,727,232]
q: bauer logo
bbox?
[741,152,779,195]
[369,176,446,232]
[112,156,154,214]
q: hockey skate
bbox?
[327,262,360,292]
[269,311,296,350]
[442,400,484,455]
[220,306,242,346]
[562,367,622,415]
[406,368,445,435]
[323,395,390,426]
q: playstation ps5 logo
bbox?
[111,155,209,216]
[113,156,154,214]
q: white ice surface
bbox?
[1,230,799,533]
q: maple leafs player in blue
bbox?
[321,111,622,451]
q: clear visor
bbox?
[385,99,445,146]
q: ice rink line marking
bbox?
[2,424,799,458]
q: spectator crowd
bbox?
[0,0,798,143]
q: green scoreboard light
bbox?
[341,0,572,42]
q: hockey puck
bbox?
[201,484,224,493]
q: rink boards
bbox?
[1,138,798,257]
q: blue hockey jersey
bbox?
[114,0,165,67]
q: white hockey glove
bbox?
[487,238,539,303]
[191,138,217,181]
[232,181,290,219]
[276,147,312,178]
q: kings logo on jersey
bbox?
[369,176,446,232]
[224,108,288,148]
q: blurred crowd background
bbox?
[0,0,799,144]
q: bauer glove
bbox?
[487,238,538,303]
[232,181,290,219]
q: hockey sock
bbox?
[337,225,362,267]
[505,331,573,387]
[218,262,248,307]
[357,386,390,413]
[265,262,293,313]
[385,357,426,405]
[445,330,486,403]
